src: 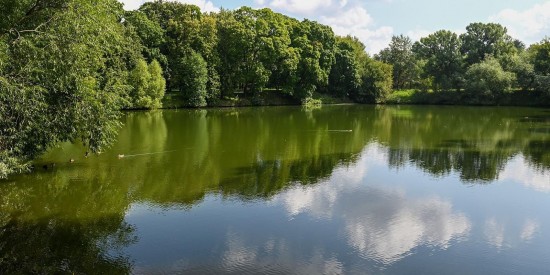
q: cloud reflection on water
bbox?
[500,155,550,193]
[273,145,471,264]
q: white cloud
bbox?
[254,1,393,54]
[263,0,333,14]
[272,145,471,264]
[119,0,144,10]
[320,6,373,27]
[483,217,541,250]
[277,183,471,264]
[345,194,471,264]
[490,1,550,44]
[274,145,383,219]
[320,6,393,54]
[406,29,432,42]
[119,0,219,12]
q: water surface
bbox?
[1,105,550,274]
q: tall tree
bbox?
[177,50,208,107]
[376,35,418,89]
[328,36,370,98]
[355,59,393,103]
[461,22,516,66]
[529,38,550,95]
[123,10,167,69]
[413,30,464,91]
[290,19,336,100]
[530,38,550,75]
[128,59,166,109]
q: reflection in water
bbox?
[342,190,470,264]
[0,214,134,273]
[484,217,542,251]
[274,146,471,264]
[1,105,550,273]
[520,219,540,242]
[220,232,345,275]
[501,155,550,192]
[485,218,507,250]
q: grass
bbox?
[386,89,550,106]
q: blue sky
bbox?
[120,0,550,53]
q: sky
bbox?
[119,0,550,54]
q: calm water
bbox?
[2,105,550,274]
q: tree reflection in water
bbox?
[0,105,549,273]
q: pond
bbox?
[1,105,550,274]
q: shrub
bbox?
[465,57,515,102]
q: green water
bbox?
[1,105,550,274]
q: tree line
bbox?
[376,23,550,103]
[126,2,392,106]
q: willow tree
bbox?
[0,0,141,178]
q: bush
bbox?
[465,57,515,102]
[353,60,393,103]
[302,97,322,107]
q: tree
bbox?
[327,35,374,99]
[198,15,221,104]
[264,12,300,94]
[290,19,336,100]
[530,38,550,75]
[529,38,550,96]
[461,22,516,66]
[148,60,166,106]
[376,35,418,89]
[124,10,167,68]
[353,59,393,103]
[176,50,208,107]
[499,52,535,90]
[128,59,166,109]
[413,30,464,91]
[0,0,141,178]
[464,56,515,102]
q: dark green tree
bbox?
[530,38,550,75]
[177,50,208,107]
[328,36,361,98]
[460,22,516,66]
[123,10,167,68]
[354,59,393,103]
[528,38,550,95]
[376,35,418,89]
[413,30,464,91]
[290,20,336,101]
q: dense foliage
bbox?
[131,3,389,104]
[0,0,140,178]
[0,0,162,178]
[464,57,515,102]
[379,23,549,104]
